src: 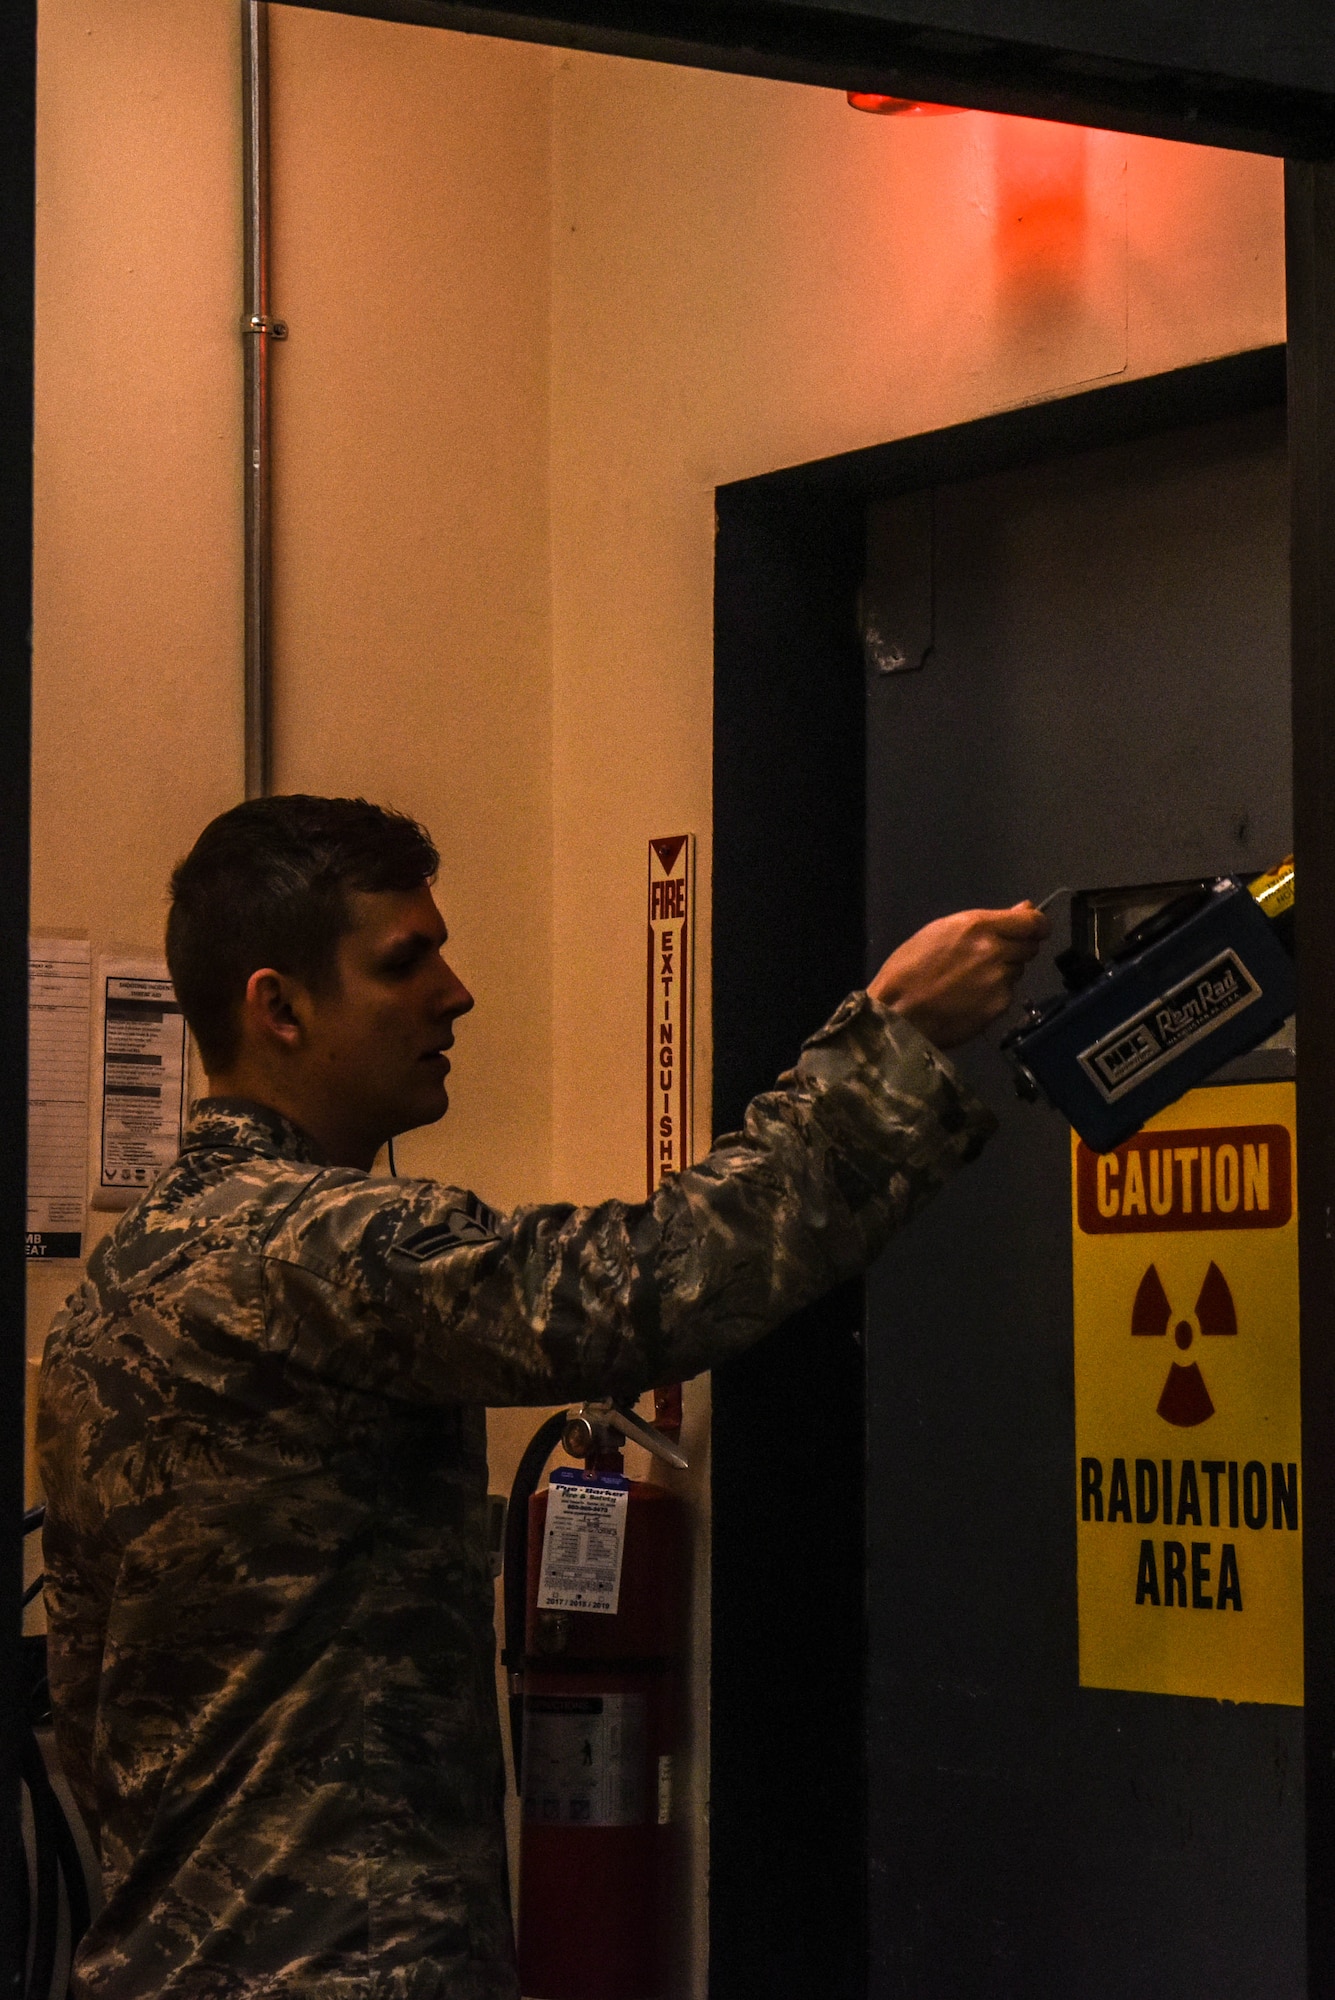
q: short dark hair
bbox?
[166,794,439,1071]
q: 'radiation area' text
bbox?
[1079,1454,1299,1612]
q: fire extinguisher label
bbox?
[536,1470,630,1614]
[521,1693,648,1825]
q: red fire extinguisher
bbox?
[505,1400,687,2000]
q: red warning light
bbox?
[846,93,963,115]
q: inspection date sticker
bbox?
[536,1468,630,1616]
[1073,1080,1302,1706]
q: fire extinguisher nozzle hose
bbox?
[502,1410,571,1792]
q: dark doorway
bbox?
[712,350,1295,1998]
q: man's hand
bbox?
[868,903,1051,1050]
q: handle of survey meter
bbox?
[983,886,1070,1050]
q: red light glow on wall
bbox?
[989,119,1091,293]
[844,99,1111,339]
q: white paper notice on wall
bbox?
[92,957,189,1210]
[646,834,694,1194]
[27,936,91,1261]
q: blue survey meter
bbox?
[1003,860,1295,1153]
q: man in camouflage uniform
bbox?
[39,795,1047,1998]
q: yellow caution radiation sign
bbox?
[1072,1080,1301,1706]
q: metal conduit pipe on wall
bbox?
[242,0,283,800]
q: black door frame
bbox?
[5,3,1335,1994]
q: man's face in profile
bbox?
[302,884,475,1147]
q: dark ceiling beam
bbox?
[281,0,1335,156]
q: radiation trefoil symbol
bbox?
[1131,1261,1237,1426]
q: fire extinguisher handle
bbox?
[600,1401,690,1471]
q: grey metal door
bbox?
[865,405,1299,1997]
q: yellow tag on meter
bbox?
[1072,1081,1301,1706]
[1248,854,1295,921]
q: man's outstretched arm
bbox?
[263,904,1049,1405]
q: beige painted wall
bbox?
[30,7,1286,1993]
[28,0,245,1393]
[266,5,556,1215]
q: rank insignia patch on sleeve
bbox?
[395,1202,500,1260]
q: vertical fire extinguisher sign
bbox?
[646,835,695,1194]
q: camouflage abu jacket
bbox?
[38,992,994,2000]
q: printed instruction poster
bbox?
[1073,1080,1301,1706]
[95,957,189,1206]
[27,936,91,1260]
[521,1693,647,1827]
